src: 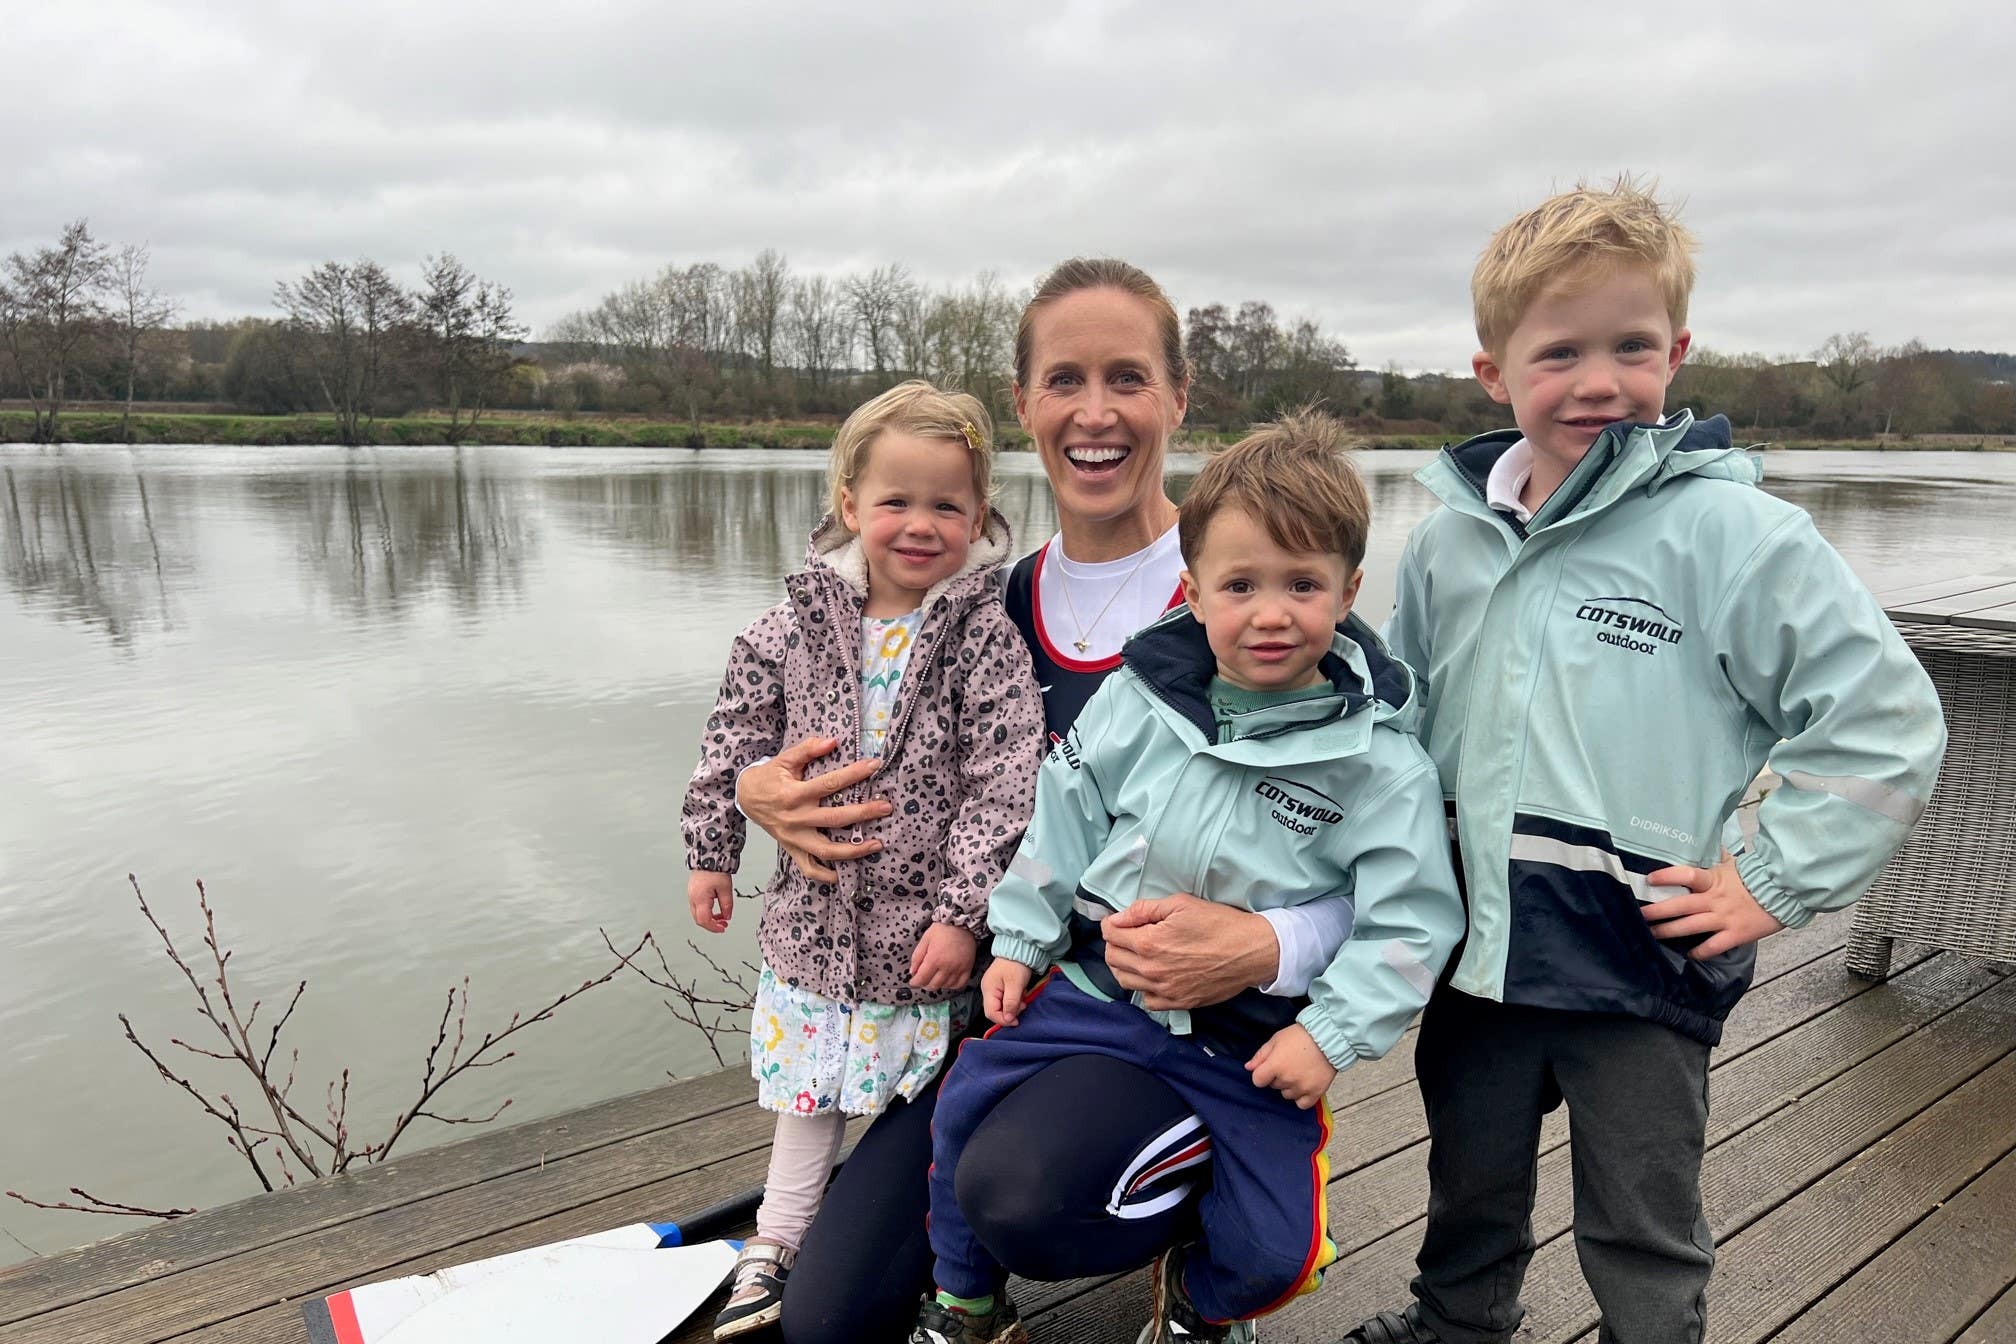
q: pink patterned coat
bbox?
[681,512,1045,1007]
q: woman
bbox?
[738,259,1288,1343]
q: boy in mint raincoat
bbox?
[907,414,1464,1344]
[1345,181,1946,1344]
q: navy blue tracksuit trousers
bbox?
[927,973,1336,1324]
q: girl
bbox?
[681,380,1046,1339]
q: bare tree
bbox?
[417,254,525,440]
[0,220,111,442]
[846,263,911,382]
[894,283,939,383]
[275,261,413,445]
[1873,339,1955,438]
[742,249,789,382]
[109,243,180,443]
[944,272,1016,406]
[1815,331,1879,431]
[789,275,849,390]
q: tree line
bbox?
[2,220,525,445]
[4,219,2011,444]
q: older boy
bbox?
[1347,181,1946,1344]
[907,415,1465,1344]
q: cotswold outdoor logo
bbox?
[1574,595,1684,658]
[1255,776,1345,836]
[1050,731,1083,770]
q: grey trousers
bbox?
[1409,988,1715,1344]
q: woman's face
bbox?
[1014,287,1188,529]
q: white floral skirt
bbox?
[749,965,971,1116]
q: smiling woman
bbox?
[740,261,1296,1344]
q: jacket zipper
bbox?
[873,592,969,777]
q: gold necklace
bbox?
[1055,544,1157,654]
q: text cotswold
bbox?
[1573,604,1684,645]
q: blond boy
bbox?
[1347,181,1946,1344]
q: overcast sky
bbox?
[6,0,2011,371]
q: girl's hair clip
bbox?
[958,421,984,453]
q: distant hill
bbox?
[1933,350,2016,381]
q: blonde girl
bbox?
[681,381,1045,1337]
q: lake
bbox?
[2,442,2013,1262]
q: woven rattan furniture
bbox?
[1845,572,2016,979]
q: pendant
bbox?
[1074,639,1089,653]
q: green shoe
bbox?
[1135,1248,1257,1343]
[908,1292,1029,1344]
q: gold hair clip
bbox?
[959,421,984,452]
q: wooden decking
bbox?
[3,911,2012,1344]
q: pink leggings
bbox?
[755,1109,848,1249]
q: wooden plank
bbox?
[1489,973,2016,1343]
[1699,1054,2016,1344]
[164,1143,788,1344]
[8,1102,814,1344]
[0,915,1864,1340]
[1875,573,2016,616]
[1323,948,1981,1265]
[1952,600,2016,633]
[1747,906,1854,984]
[1767,1146,2016,1344]
[1024,962,2016,1344]
[1957,1284,2016,1344]
[1889,579,2016,624]
[0,1069,756,1325]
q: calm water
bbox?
[2,443,2013,1260]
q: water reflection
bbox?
[251,450,532,617]
[0,460,181,647]
[539,461,823,578]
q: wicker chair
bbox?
[1846,594,2016,980]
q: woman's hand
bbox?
[982,959,1035,1027]
[736,736,893,883]
[1247,1023,1337,1110]
[909,923,978,992]
[1100,895,1280,1010]
[688,871,734,934]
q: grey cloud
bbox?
[4,0,2011,370]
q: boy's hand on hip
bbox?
[688,871,734,934]
[1643,852,1784,960]
[981,959,1034,1027]
[1102,895,1279,1011]
[1246,1023,1336,1109]
[909,923,978,992]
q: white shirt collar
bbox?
[1484,437,1535,523]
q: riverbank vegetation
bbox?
[5,220,2012,447]
[4,408,2009,453]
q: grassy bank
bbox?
[1,411,2007,453]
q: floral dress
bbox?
[750,612,974,1116]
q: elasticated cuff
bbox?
[990,937,1055,971]
[1735,847,1815,930]
[1296,1004,1365,1073]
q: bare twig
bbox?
[6,1188,195,1220]
[12,877,646,1225]
[601,927,757,1070]
[1,1220,43,1258]
[368,934,649,1162]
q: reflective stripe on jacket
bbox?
[1384,412,1946,1043]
